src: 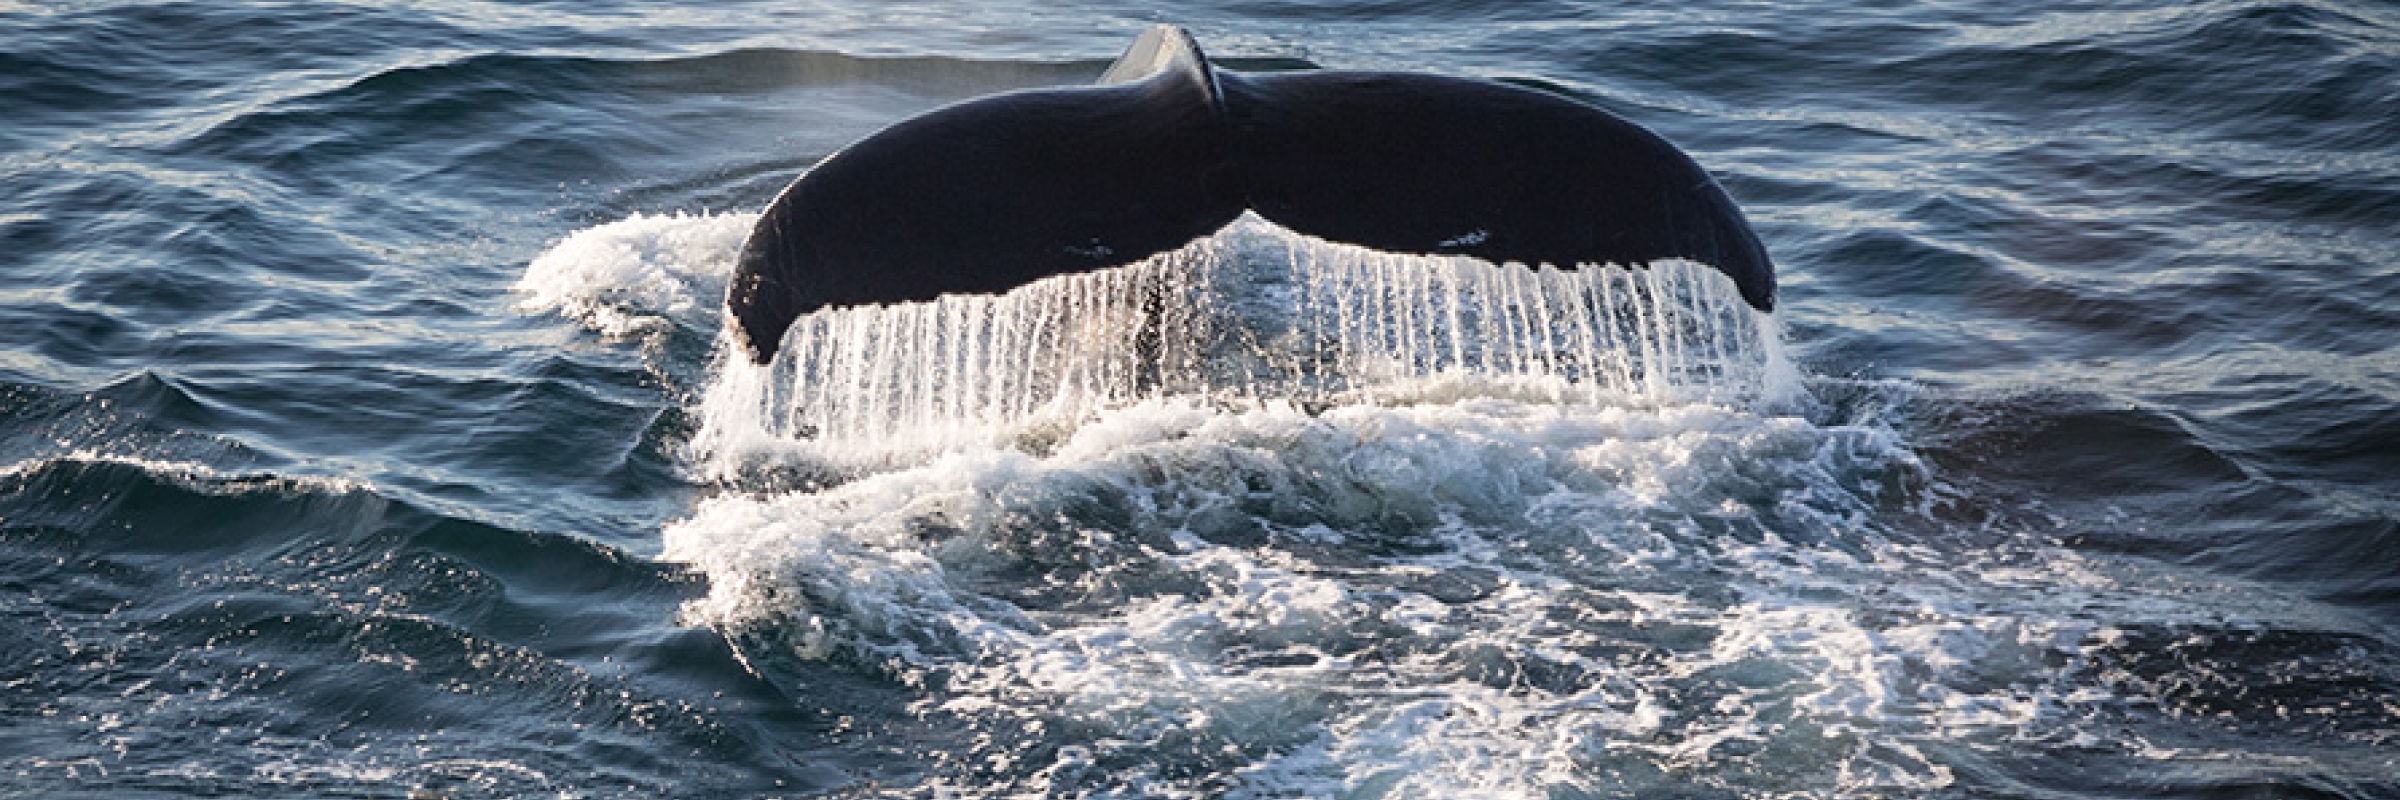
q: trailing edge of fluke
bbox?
[728,25,1776,364]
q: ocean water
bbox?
[4,1,2396,798]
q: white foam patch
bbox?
[514,210,754,336]
[661,391,2114,796]
[0,450,373,497]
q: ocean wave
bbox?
[12,0,2398,795]
[0,444,791,797]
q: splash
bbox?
[691,215,1799,476]
[661,393,2070,799]
[586,211,2375,798]
[513,210,752,336]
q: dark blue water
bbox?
[5,2,2395,798]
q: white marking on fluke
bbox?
[1439,229,1491,249]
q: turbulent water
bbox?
[5,2,2396,798]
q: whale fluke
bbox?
[729,25,1774,364]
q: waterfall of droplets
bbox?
[695,217,1794,473]
[694,239,1237,475]
[1282,230,1795,409]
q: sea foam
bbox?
[530,209,2099,797]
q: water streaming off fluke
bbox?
[693,216,1796,475]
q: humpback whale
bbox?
[729,25,1775,364]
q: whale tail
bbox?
[729,25,1774,364]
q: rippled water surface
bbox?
[4,1,2395,798]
